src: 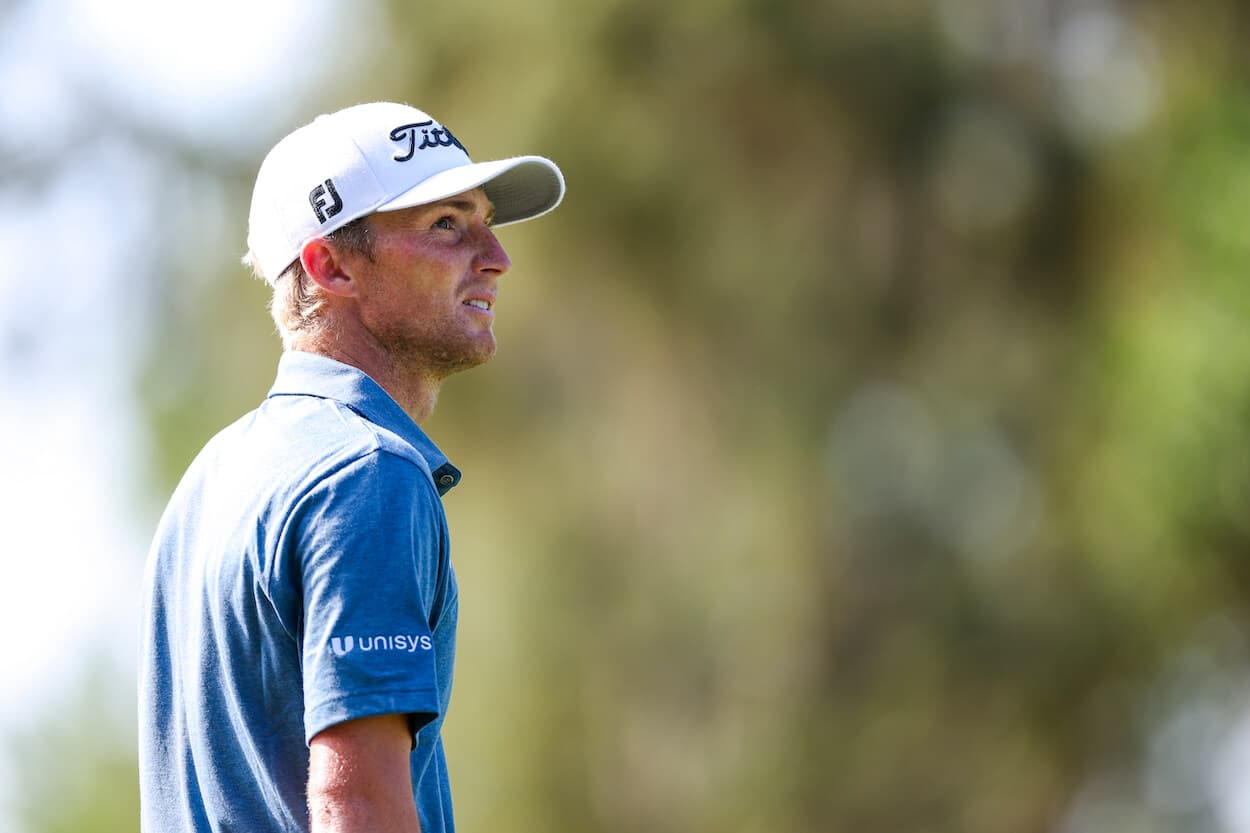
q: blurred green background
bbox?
[6,0,1250,831]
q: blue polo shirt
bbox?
[139,351,460,833]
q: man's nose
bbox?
[474,225,512,276]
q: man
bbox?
[138,101,565,833]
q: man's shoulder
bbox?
[151,395,434,557]
[240,392,430,476]
[173,394,430,512]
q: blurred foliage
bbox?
[5,663,138,833]
[11,0,1250,832]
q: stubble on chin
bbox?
[378,322,498,382]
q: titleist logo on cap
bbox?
[389,120,468,162]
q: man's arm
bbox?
[308,713,421,833]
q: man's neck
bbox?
[292,337,443,425]
[368,353,442,424]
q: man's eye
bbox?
[433,216,456,230]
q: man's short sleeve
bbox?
[290,450,446,744]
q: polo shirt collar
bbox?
[266,351,462,495]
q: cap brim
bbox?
[376,155,565,227]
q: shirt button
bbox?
[438,474,456,487]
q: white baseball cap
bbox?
[245,101,566,283]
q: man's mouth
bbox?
[464,299,493,311]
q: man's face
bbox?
[346,187,511,377]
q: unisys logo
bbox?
[331,633,433,657]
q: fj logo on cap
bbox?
[309,178,343,223]
[390,120,467,161]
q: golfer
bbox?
[138,101,564,833]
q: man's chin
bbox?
[469,334,498,366]
[435,338,497,378]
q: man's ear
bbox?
[300,237,359,298]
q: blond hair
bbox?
[243,216,375,351]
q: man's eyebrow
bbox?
[430,198,497,224]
